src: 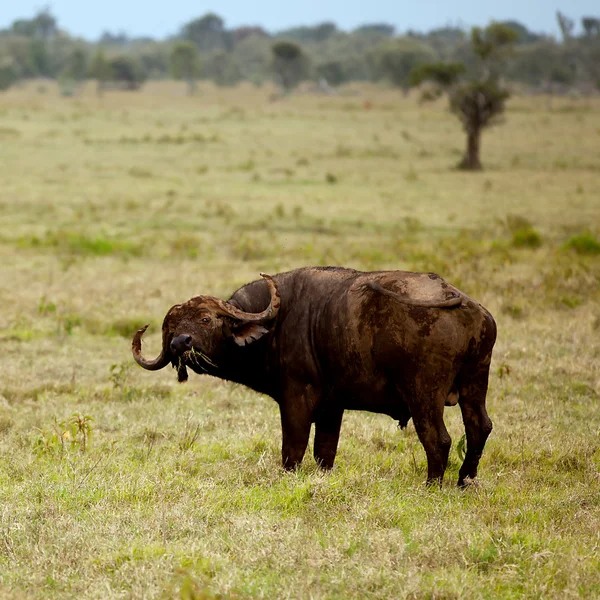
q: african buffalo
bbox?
[132,267,496,486]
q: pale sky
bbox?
[1,1,598,40]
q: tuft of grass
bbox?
[274,203,285,218]
[58,313,82,336]
[404,166,419,182]
[558,295,581,309]
[38,296,57,315]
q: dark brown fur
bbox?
[132,267,497,486]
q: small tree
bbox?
[0,59,17,91]
[581,17,600,37]
[58,47,88,96]
[556,11,575,42]
[271,41,309,92]
[457,23,516,170]
[11,7,58,40]
[89,49,110,96]
[450,82,509,170]
[410,22,517,171]
[204,52,242,87]
[107,56,146,90]
[26,39,51,77]
[316,60,345,87]
[32,7,58,40]
[179,13,230,52]
[170,41,201,95]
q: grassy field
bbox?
[1,80,599,599]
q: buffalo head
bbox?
[132,273,280,382]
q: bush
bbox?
[0,61,17,91]
[107,56,146,90]
[271,41,310,91]
[512,228,542,248]
[564,233,600,255]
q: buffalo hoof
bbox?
[457,476,480,489]
[397,417,411,430]
[316,461,335,471]
[425,477,444,488]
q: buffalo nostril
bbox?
[170,334,193,354]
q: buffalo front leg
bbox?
[314,406,344,470]
[279,403,312,471]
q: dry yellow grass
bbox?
[0,81,599,599]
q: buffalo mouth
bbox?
[173,357,189,383]
[172,347,217,382]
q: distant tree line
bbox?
[0,8,599,94]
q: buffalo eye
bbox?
[200,317,211,324]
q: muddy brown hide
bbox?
[132,267,497,486]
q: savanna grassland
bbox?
[1,80,600,599]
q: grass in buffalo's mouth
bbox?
[178,347,217,374]
[175,348,218,382]
[187,347,218,370]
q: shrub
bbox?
[0,61,18,91]
[564,233,600,255]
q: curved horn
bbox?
[216,273,281,322]
[132,324,171,370]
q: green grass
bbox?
[0,80,599,599]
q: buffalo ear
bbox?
[232,323,269,347]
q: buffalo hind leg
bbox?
[457,361,493,487]
[409,388,452,486]
[314,407,344,470]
